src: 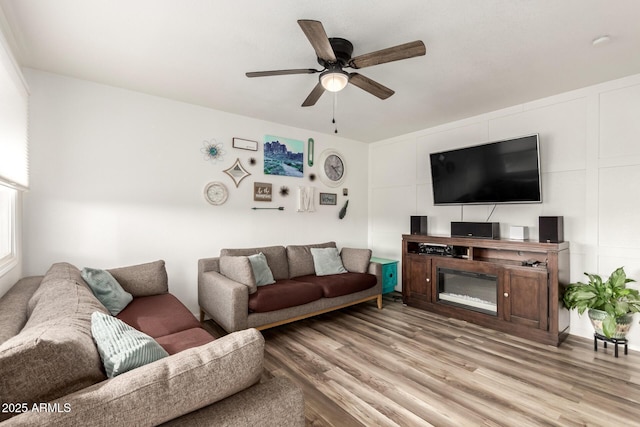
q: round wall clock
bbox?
[319,149,346,187]
[203,181,228,205]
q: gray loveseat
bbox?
[0,261,304,426]
[198,242,382,333]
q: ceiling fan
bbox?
[246,19,426,107]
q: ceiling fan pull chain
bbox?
[333,92,338,133]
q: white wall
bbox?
[369,73,640,349]
[23,69,369,314]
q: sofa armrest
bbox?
[198,270,249,333]
[0,276,43,345]
[368,261,383,292]
[198,257,220,276]
[4,329,265,427]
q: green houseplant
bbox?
[562,267,640,339]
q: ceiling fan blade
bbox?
[349,73,394,100]
[349,40,426,69]
[246,68,320,78]
[297,20,337,63]
[302,82,325,107]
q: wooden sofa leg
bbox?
[199,308,205,323]
[377,294,383,309]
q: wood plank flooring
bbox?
[205,294,640,426]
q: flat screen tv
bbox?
[429,134,541,205]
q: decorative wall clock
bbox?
[203,181,228,205]
[319,149,346,187]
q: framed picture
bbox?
[232,137,258,151]
[263,135,304,177]
[319,192,337,205]
[254,182,272,202]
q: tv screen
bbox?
[429,134,541,205]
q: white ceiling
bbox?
[2,0,640,143]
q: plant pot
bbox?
[588,308,634,339]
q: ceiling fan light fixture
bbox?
[320,69,349,92]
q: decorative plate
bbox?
[204,181,228,205]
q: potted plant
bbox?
[562,267,640,339]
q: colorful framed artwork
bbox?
[319,192,337,205]
[263,135,304,177]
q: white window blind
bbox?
[0,34,28,190]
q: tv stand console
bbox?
[402,234,570,346]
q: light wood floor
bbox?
[205,294,640,426]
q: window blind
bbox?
[0,34,28,190]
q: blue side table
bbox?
[371,257,398,294]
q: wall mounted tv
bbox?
[429,134,541,205]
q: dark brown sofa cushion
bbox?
[249,279,323,313]
[116,293,201,338]
[156,328,215,355]
[296,272,377,298]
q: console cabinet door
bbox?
[403,255,431,304]
[503,267,548,330]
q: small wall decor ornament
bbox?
[252,206,284,211]
[223,158,251,187]
[339,200,349,219]
[297,187,315,212]
[307,138,314,166]
[201,139,225,163]
[203,181,229,205]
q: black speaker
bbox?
[539,216,564,243]
[451,222,500,239]
[410,216,428,235]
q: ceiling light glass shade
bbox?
[320,70,349,92]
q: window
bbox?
[0,27,29,278]
[0,184,17,275]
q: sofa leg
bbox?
[199,308,205,323]
[377,294,383,309]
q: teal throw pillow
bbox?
[310,247,348,276]
[91,311,168,378]
[247,252,276,287]
[82,267,133,315]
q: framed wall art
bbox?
[253,182,272,202]
[232,137,258,151]
[264,135,303,177]
[319,192,337,205]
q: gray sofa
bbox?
[0,261,304,426]
[198,242,383,333]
